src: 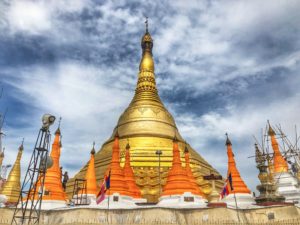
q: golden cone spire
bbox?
[162,138,196,196]
[123,142,141,198]
[225,134,251,194]
[85,142,97,195]
[268,122,288,173]
[33,124,66,201]
[0,142,23,204]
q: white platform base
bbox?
[157,192,207,208]
[72,193,140,209]
[274,172,300,204]
[222,193,256,209]
[20,200,67,210]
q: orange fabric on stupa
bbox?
[105,133,130,196]
[184,146,204,197]
[162,138,195,196]
[225,135,251,194]
[36,127,66,201]
[123,143,141,198]
[268,124,288,173]
[85,144,97,195]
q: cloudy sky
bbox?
[0,0,300,192]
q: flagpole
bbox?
[107,189,110,210]
[233,190,241,222]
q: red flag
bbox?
[96,177,107,204]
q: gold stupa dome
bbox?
[66,21,223,203]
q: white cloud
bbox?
[8,1,51,35]
[2,61,133,177]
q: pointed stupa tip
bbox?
[55,117,62,135]
[19,138,24,151]
[139,17,154,73]
[267,120,275,135]
[91,142,96,155]
[173,135,178,143]
[115,129,119,138]
[184,142,189,153]
[225,133,232,146]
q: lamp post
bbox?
[156,150,163,196]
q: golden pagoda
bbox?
[0,143,23,204]
[66,21,223,202]
[85,143,98,195]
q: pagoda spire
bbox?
[161,137,196,196]
[123,141,141,198]
[184,145,204,196]
[268,122,288,173]
[225,133,251,194]
[34,123,66,202]
[0,141,23,204]
[85,142,97,195]
[132,18,161,104]
[105,133,130,196]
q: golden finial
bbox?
[145,16,148,33]
[19,138,24,151]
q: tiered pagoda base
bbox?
[157,192,207,208]
[274,172,300,204]
[222,193,256,209]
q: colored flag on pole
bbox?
[96,181,106,204]
[220,183,229,199]
[105,171,111,190]
[96,171,111,204]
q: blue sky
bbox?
[1,0,300,192]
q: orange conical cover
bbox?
[105,134,130,196]
[37,128,66,201]
[226,135,251,194]
[85,145,97,195]
[268,125,288,173]
[162,138,195,196]
[184,146,204,196]
[123,143,141,198]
